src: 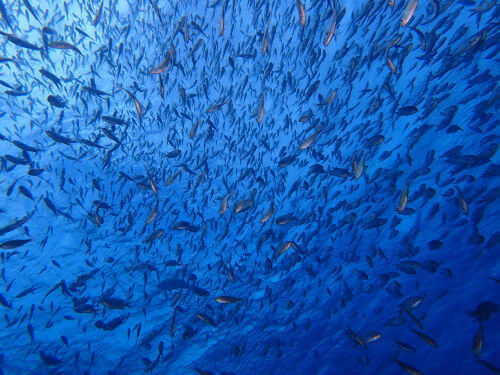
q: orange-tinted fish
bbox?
[401,0,418,27]
[386,49,396,73]
[274,241,298,259]
[300,128,321,150]
[323,9,337,47]
[150,53,171,74]
[296,0,306,26]
[318,90,336,106]
[219,192,234,215]
[120,87,143,119]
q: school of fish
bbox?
[0,0,499,374]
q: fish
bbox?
[300,128,322,150]
[296,0,306,26]
[49,41,83,55]
[261,21,271,56]
[411,328,439,348]
[2,34,40,50]
[260,201,274,224]
[197,312,217,327]
[0,239,31,249]
[150,52,172,74]
[257,92,265,125]
[93,0,104,26]
[0,0,498,373]
[120,87,143,119]
[215,296,242,304]
[206,99,229,113]
[219,192,234,215]
[401,0,418,27]
[393,358,422,375]
[21,0,40,22]
[323,9,337,47]
[219,3,225,36]
[47,95,66,108]
[398,182,410,213]
[0,0,13,30]
[39,69,62,89]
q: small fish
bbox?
[93,0,104,26]
[261,21,270,56]
[49,41,83,55]
[120,86,143,119]
[0,239,31,249]
[296,0,306,26]
[401,0,418,27]
[197,312,217,327]
[22,0,40,22]
[323,9,337,47]
[473,325,483,356]
[150,52,172,74]
[411,328,439,348]
[393,357,422,375]
[215,296,242,304]
[219,192,234,215]
[219,3,225,36]
[260,201,274,224]
[398,182,410,213]
[300,128,321,150]
[47,95,65,108]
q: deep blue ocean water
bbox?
[0,0,499,374]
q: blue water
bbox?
[0,0,499,374]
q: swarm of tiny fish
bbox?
[0,0,499,374]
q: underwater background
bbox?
[0,0,499,374]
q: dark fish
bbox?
[13,140,43,152]
[47,95,65,108]
[0,212,33,236]
[21,0,40,22]
[0,239,31,249]
[0,292,11,308]
[83,86,110,96]
[397,106,418,116]
[102,116,127,125]
[93,0,104,26]
[4,34,40,50]
[46,129,73,145]
[95,315,128,330]
[0,0,13,30]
